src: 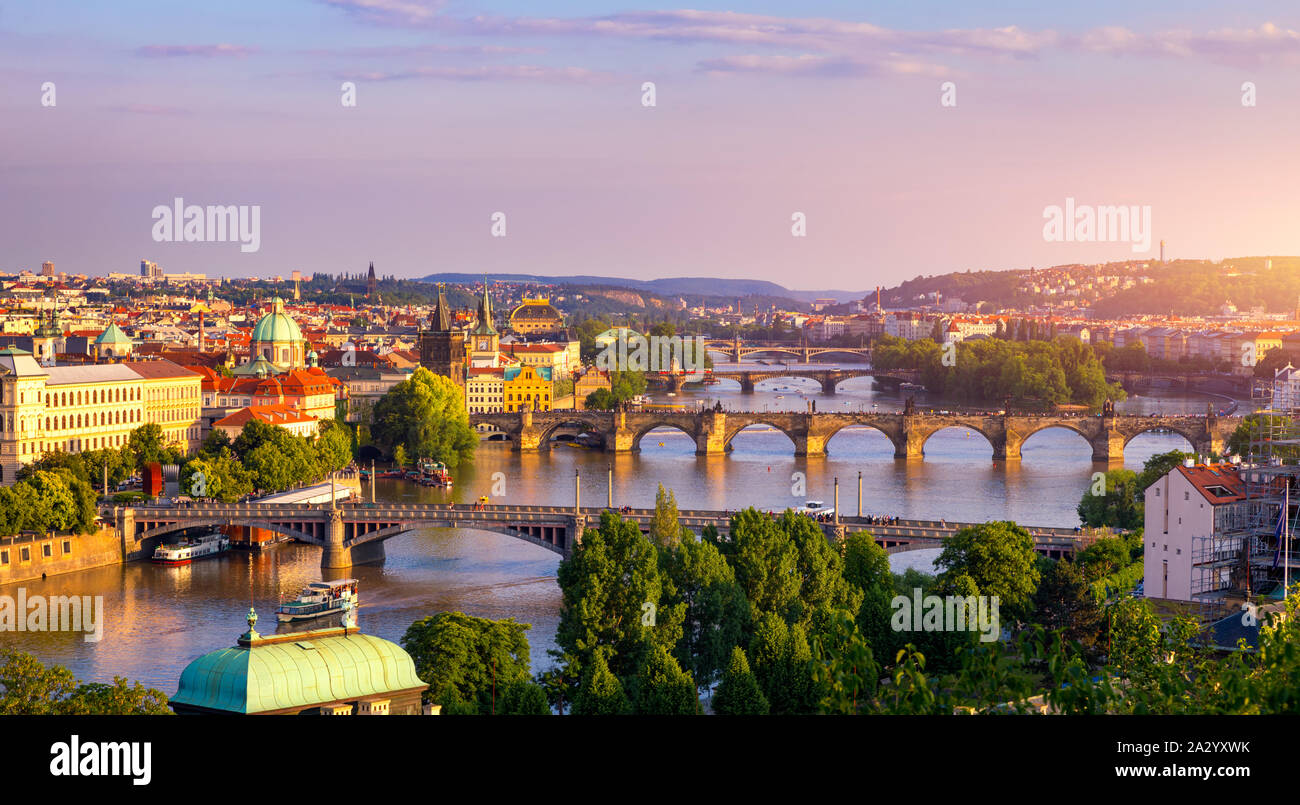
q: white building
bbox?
[1143,461,1244,602]
[1273,364,1300,413]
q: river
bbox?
[0,369,1246,693]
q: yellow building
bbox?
[125,360,204,452]
[0,348,205,483]
[508,297,564,335]
[504,365,552,412]
[574,369,611,410]
[502,342,573,380]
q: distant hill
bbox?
[419,273,867,304]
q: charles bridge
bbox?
[470,408,1238,462]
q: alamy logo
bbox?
[50,736,151,786]
[595,334,706,381]
[151,197,261,253]
[890,588,1000,642]
[1042,197,1151,253]
[0,588,103,643]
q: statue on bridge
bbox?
[904,396,915,416]
[1102,398,1115,416]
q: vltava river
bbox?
[0,372,1238,692]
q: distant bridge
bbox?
[471,408,1238,462]
[115,500,1089,570]
[700,338,871,363]
[648,367,896,394]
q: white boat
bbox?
[152,531,229,565]
[797,500,836,517]
[276,579,358,623]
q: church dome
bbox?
[251,298,303,345]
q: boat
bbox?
[417,458,453,487]
[152,531,230,565]
[899,382,927,392]
[276,579,358,623]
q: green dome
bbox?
[250,297,303,345]
[170,631,425,714]
[94,322,132,345]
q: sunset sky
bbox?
[3,1,1300,290]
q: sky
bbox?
[2,1,1300,291]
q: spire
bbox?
[433,283,452,332]
[472,278,496,336]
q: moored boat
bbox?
[152,531,230,565]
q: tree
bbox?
[1077,469,1142,529]
[316,419,354,474]
[711,647,769,715]
[400,611,533,715]
[1032,559,1104,657]
[371,367,476,468]
[584,388,617,411]
[24,472,77,533]
[127,423,166,471]
[728,508,801,622]
[1136,450,1193,492]
[499,681,550,715]
[392,444,409,469]
[554,511,682,681]
[843,531,897,654]
[934,521,1041,622]
[748,613,820,715]
[661,535,749,689]
[631,643,697,715]
[0,651,169,714]
[200,428,232,456]
[648,483,685,548]
[570,650,631,715]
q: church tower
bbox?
[418,284,466,385]
[469,279,499,366]
[366,261,377,300]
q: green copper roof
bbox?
[94,322,132,345]
[171,631,425,714]
[251,297,304,345]
[232,354,279,377]
[472,281,497,336]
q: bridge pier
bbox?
[695,411,728,455]
[738,373,755,394]
[321,508,351,569]
[1092,420,1126,463]
[819,375,836,395]
[993,432,1023,461]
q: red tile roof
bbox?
[1177,464,1245,504]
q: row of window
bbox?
[0,539,73,565]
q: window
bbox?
[20,547,30,562]
[0,551,7,565]
[62,540,71,554]
[42,543,52,558]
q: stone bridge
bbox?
[701,339,871,363]
[650,367,880,394]
[471,409,1239,462]
[114,500,1088,569]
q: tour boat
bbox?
[417,458,453,487]
[152,531,230,565]
[276,579,358,623]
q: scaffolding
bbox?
[1194,375,1300,619]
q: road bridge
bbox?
[700,338,871,363]
[114,499,1090,570]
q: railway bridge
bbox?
[470,409,1238,462]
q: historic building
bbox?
[246,297,306,372]
[122,360,204,453]
[508,296,564,335]
[212,403,320,440]
[170,609,428,715]
[418,286,466,386]
[93,322,134,360]
[466,367,505,415]
[504,365,552,412]
[468,284,501,367]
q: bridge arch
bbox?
[534,414,608,446]
[1120,425,1198,450]
[347,520,568,557]
[135,518,321,544]
[630,421,698,452]
[918,423,997,457]
[823,422,901,455]
[721,420,798,451]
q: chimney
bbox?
[1183,457,1195,468]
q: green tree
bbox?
[728,509,801,621]
[934,521,1041,623]
[24,471,77,533]
[570,650,631,715]
[661,535,749,689]
[631,643,698,715]
[711,646,770,715]
[1136,450,1193,492]
[499,681,550,715]
[392,444,409,469]
[0,651,169,714]
[554,511,682,681]
[1033,559,1105,657]
[371,367,476,468]
[748,613,820,715]
[315,419,354,474]
[1077,469,1142,529]
[648,483,685,548]
[400,611,533,715]
[127,423,166,471]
